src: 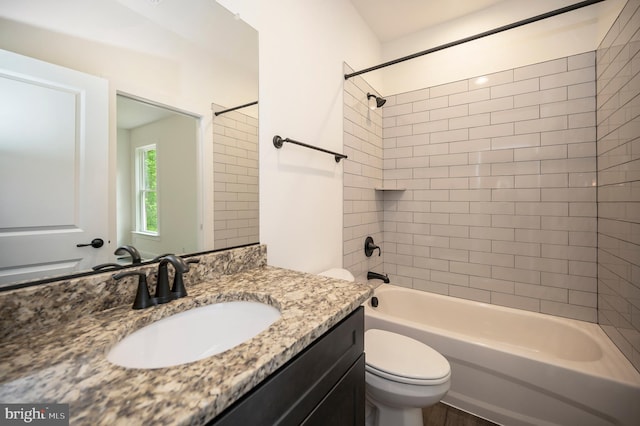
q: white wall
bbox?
[256,0,382,272]
[378,0,626,95]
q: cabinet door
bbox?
[301,354,365,426]
[210,307,364,426]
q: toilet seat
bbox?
[365,329,450,386]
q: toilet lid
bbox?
[365,329,450,385]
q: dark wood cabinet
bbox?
[210,307,365,426]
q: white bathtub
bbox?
[364,284,640,426]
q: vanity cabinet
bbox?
[210,307,365,425]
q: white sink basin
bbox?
[107,301,281,369]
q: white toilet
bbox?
[319,269,451,426]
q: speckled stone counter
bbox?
[0,259,372,425]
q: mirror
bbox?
[0,0,258,288]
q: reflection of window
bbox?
[135,144,158,234]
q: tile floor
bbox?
[423,403,498,426]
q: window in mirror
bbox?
[136,144,158,235]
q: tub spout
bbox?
[367,271,390,283]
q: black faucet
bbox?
[113,271,154,309]
[156,255,190,303]
[367,271,390,283]
[114,245,142,264]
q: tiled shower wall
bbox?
[381,53,598,322]
[212,105,259,249]
[596,0,640,371]
[343,64,384,282]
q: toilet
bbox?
[319,269,451,426]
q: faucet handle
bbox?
[170,258,199,299]
[113,271,154,310]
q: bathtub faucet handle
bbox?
[365,236,381,257]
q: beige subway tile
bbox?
[451,237,492,252]
[431,270,470,286]
[396,88,429,104]
[492,188,541,201]
[430,177,469,190]
[471,202,514,214]
[449,88,491,106]
[540,67,595,90]
[471,276,515,293]
[542,187,596,202]
[492,161,540,175]
[515,255,568,274]
[516,283,568,302]
[432,247,470,262]
[515,202,568,216]
[470,123,514,139]
[515,58,567,80]
[430,129,470,144]
[431,80,469,97]
[568,82,596,99]
[412,142,449,156]
[469,96,514,114]
[491,105,539,124]
[450,113,491,130]
[412,119,448,135]
[492,214,541,229]
[569,289,598,307]
[469,176,515,189]
[515,173,568,188]
[450,138,492,154]
[569,260,597,277]
[397,110,430,126]
[450,286,491,303]
[413,96,448,112]
[450,189,492,201]
[540,300,596,322]
[491,78,540,98]
[470,226,515,241]
[492,266,540,284]
[569,172,597,187]
[470,251,514,267]
[515,116,568,134]
[541,272,597,291]
[569,231,597,247]
[431,224,469,238]
[541,98,595,117]
[431,104,469,120]
[514,87,567,107]
[491,133,540,150]
[450,261,492,277]
[469,149,514,164]
[430,152,469,166]
[516,229,568,245]
[492,292,540,312]
[493,240,541,256]
[541,127,595,146]
[569,52,595,70]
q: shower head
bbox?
[367,92,386,109]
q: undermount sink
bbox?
[107,301,281,369]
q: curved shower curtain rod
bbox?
[344,0,605,80]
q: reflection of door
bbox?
[0,49,108,286]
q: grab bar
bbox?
[273,135,348,163]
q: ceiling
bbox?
[350,0,507,43]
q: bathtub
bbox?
[364,284,640,426]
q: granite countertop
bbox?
[0,265,372,425]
